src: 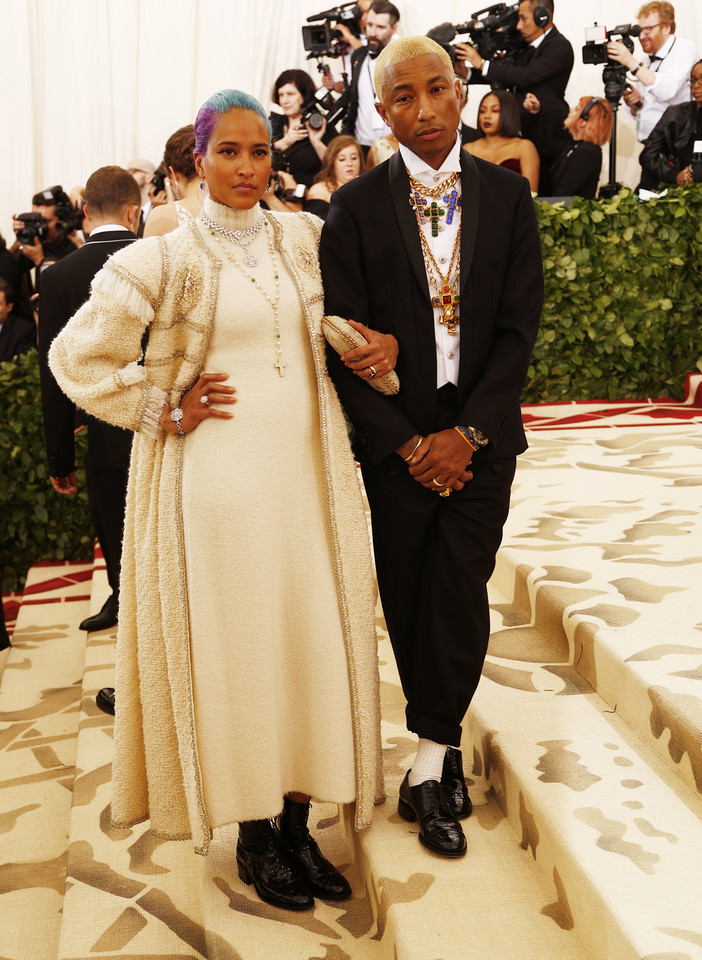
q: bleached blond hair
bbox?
[374,36,455,104]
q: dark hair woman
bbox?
[270,68,330,188]
[144,124,203,236]
[464,90,540,192]
[48,88,395,913]
[640,60,702,189]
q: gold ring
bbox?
[439,489,451,497]
[368,365,377,379]
[432,478,443,487]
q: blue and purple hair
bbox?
[193,89,272,156]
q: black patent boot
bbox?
[277,796,352,900]
[236,818,314,911]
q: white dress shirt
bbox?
[354,52,392,147]
[399,132,463,388]
[631,34,700,142]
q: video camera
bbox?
[427,3,523,64]
[582,22,641,65]
[15,185,83,246]
[302,2,363,58]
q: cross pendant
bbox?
[274,358,287,377]
[432,284,460,335]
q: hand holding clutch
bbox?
[322,315,400,396]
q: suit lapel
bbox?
[459,150,479,296]
[388,151,429,298]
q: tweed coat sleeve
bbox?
[48,237,168,437]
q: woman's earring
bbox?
[200,178,205,190]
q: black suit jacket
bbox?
[38,230,137,477]
[0,312,37,363]
[479,27,574,138]
[320,149,543,465]
[640,101,698,186]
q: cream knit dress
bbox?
[182,201,355,828]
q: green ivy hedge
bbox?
[1,188,701,584]
[525,185,702,403]
[0,350,93,590]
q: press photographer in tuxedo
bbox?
[458,0,573,193]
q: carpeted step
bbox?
[351,623,592,960]
[493,423,702,801]
[0,561,92,960]
[459,573,702,960]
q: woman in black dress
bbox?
[270,69,330,188]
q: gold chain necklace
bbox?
[207,221,287,376]
[408,173,462,335]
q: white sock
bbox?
[408,738,447,787]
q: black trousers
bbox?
[85,467,128,596]
[361,388,516,745]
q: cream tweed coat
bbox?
[49,211,384,855]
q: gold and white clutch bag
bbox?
[322,315,400,396]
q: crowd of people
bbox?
[0,0,700,923]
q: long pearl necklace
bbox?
[207,219,286,377]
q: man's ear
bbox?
[374,101,389,125]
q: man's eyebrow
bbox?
[390,73,446,94]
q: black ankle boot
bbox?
[277,796,352,901]
[236,818,314,911]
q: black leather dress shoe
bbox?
[442,746,473,820]
[398,771,467,858]
[96,687,115,715]
[79,594,118,632]
[277,796,351,900]
[237,819,314,911]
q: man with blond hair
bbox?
[607,1,699,146]
[321,36,542,857]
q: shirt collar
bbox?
[650,34,675,60]
[399,131,462,188]
[88,224,131,237]
[530,26,552,49]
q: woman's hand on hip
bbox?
[340,320,399,381]
[161,373,236,434]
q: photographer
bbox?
[12,186,83,296]
[458,0,573,193]
[640,60,702,187]
[342,0,400,154]
[606,2,699,147]
[270,68,331,187]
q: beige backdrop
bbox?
[0,0,700,238]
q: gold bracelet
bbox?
[403,436,423,462]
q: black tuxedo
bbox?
[342,45,387,146]
[320,149,542,745]
[39,230,137,596]
[477,27,574,193]
[0,312,36,363]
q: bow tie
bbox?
[649,53,662,62]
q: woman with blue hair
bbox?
[49,88,396,911]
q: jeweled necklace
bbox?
[408,171,461,236]
[207,220,287,376]
[416,222,462,335]
[200,210,265,268]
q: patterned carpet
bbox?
[1,377,701,960]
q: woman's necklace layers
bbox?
[200,208,286,376]
[407,171,462,336]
